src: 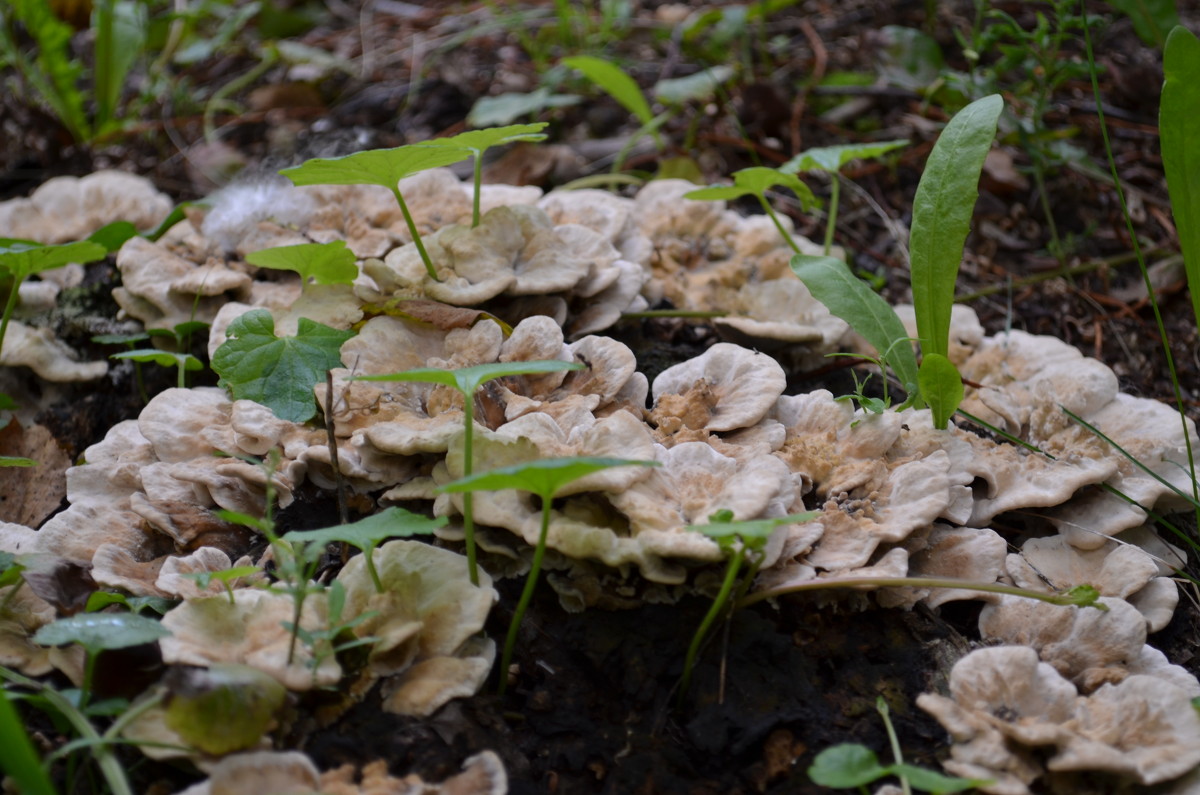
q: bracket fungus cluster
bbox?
[2,167,1199,793]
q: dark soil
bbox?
[5,1,1200,793]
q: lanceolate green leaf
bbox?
[246,240,358,287]
[1162,26,1200,335]
[917,352,964,429]
[282,507,444,549]
[429,123,549,153]
[909,94,1002,359]
[211,309,355,423]
[564,55,654,125]
[780,139,909,175]
[791,254,921,404]
[653,65,735,105]
[685,166,817,209]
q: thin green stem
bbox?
[756,195,801,255]
[391,188,440,281]
[364,545,384,594]
[0,275,24,357]
[678,546,744,706]
[471,155,483,228]
[1080,2,1200,527]
[740,576,1105,610]
[202,48,276,143]
[462,400,479,587]
[823,176,840,256]
[80,653,96,711]
[498,492,553,697]
[878,697,912,795]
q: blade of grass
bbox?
[1081,9,1199,524]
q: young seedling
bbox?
[282,579,380,675]
[244,239,358,290]
[32,613,171,710]
[426,123,549,227]
[279,144,475,281]
[780,140,909,255]
[808,697,990,793]
[0,682,56,795]
[0,239,106,357]
[677,509,818,705]
[353,359,584,586]
[110,348,202,390]
[790,255,921,409]
[281,506,446,594]
[179,566,261,605]
[685,167,818,254]
[439,456,658,696]
[211,309,355,423]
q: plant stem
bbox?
[391,188,441,281]
[0,275,24,358]
[471,155,483,228]
[678,545,744,706]
[498,493,553,697]
[878,697,912,795]
[461,399,479,587]
[823,175,840,256]
[756,195,801,255]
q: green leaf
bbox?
[0,457,37,468]
[88,221,138,253]
[281,506,445,549]
[163,663,286,756]
[0,552,23,588]
[279,144,474,191]
[245,240,358,286]
[93,0,146,134]
[780,139,909,175]
[653,65,735,105]
[807,743,888,788]
[429,123,550,155]
[439,456,658,501]
[890,763,992,794]
[111,349,203,371]
[910,94,1002,360]
[0,240,107,281]
[354,359,584,398]
[1063,583,1106,609]
[1162,26,1200,335]
[210,309,355,423]
[564,55,654,125]
[1110,0,1179,48]
[791,255,921,405]
[918,353,964,430]
[33,613,170,654]
[686,166,817,209]
[467,89,582,128]
[689,511,819,550]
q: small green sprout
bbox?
[281,506,445,594]
[110,349,202,390]
[685,167,818,254]
[808,696,990,794]
[439,456,658,696]
[179,566,261,605]
[0,238,106,357]
[353,359,584,586]
[426,123,549,227]
[245,239,358,289]
[33,613,171,709]
[279,144,475,280]
[780,140,908,255]
[678,509,818,704]
[791,255,922,410]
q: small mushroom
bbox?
[0,170,172,243]
[651,343,786,434]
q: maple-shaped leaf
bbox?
[211,309,355,423]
